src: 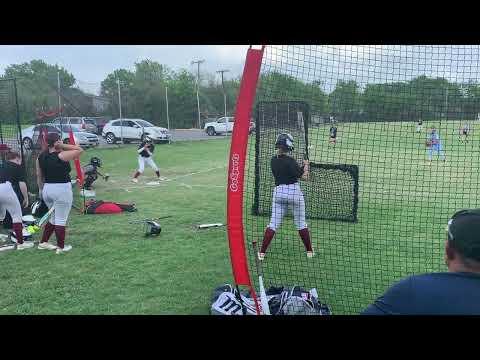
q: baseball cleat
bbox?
[37,242,57,250]
[56,245,72,254]
[16,242,34,250]
[307,251,315,258]
[131,178,138,183]
[258,252,265,261]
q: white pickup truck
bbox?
[204,116,255,136]
[204,117,234,136]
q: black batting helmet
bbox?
[144,220,161,236]
[90,157,102,167]
[275,133,294,151]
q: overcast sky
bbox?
[0,45,249,94]
[2,45,480,96]
[264,45,480,92]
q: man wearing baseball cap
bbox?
[361,209,480,315]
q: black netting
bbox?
[253,101,358,223]
[242,45,480,315]
[0,80,22,153]
[0,79,27,181]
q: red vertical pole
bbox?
[227,46,265,314]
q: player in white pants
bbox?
[427,127,446,163]
[0,180,30,249]
[258,133,313,260]
[0,150,32,249]
[459,123,470,142]
[132,136,162,183]
[36,132,83,254]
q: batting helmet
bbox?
[275,133,294,151]
[144,220,161,236]
[90,156,102,167]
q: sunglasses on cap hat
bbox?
[446,209,480,240]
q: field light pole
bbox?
[216,69,230,118]
[117,78,123,144]
[191,59,205,129]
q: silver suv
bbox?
[51,117,97,133]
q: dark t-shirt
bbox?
[330,126,337,137]
[271,155,304,186]
[138,142,155,158]
[38,151,71,183]
[361,272,480,315]
[0,161,26,203]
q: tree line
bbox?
[3,59,480,128]
[0,59,240,128]
[260,72,480,123]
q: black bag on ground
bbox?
[210,284,332,315]
[268,286,332,315]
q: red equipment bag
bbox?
[85,200,137,214]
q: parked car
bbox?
[85,117,111,135]
[204,117,234,136]
[51,124,99,148]
[102,118,171,144]
[203,117,254,136]
[21,124,62,150]
[51,117,97,134]
[21,124,98,150]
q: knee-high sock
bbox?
[298,228,312,252]
[133,171,141,179]
[54,225,66,249]
[41,222,55,243]
[260,227,275,254]
[155,170,160,178]
[12,223,23,244]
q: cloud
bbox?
[0,45,250,94]
[208,45,249,62]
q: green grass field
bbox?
[0,139,232,314]
[244,120,480,314]
[1,120,479,314]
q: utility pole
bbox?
[165,86,171,144]
[445,87,449,121]
[216,69,230,118]
[117,79,123,144]
[57,71,62,118]
[191,59,205,129]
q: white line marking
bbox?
[164,166,226,182]
[146,181,161,186]
[108,166,227,192]
[180,183,193,189]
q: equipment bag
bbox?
[269,286,332,315]
[85,200,137,214]
[210,284,331,315]
[210,284,258,315]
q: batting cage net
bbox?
[0,79,26,179]
[228,45,480,315]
